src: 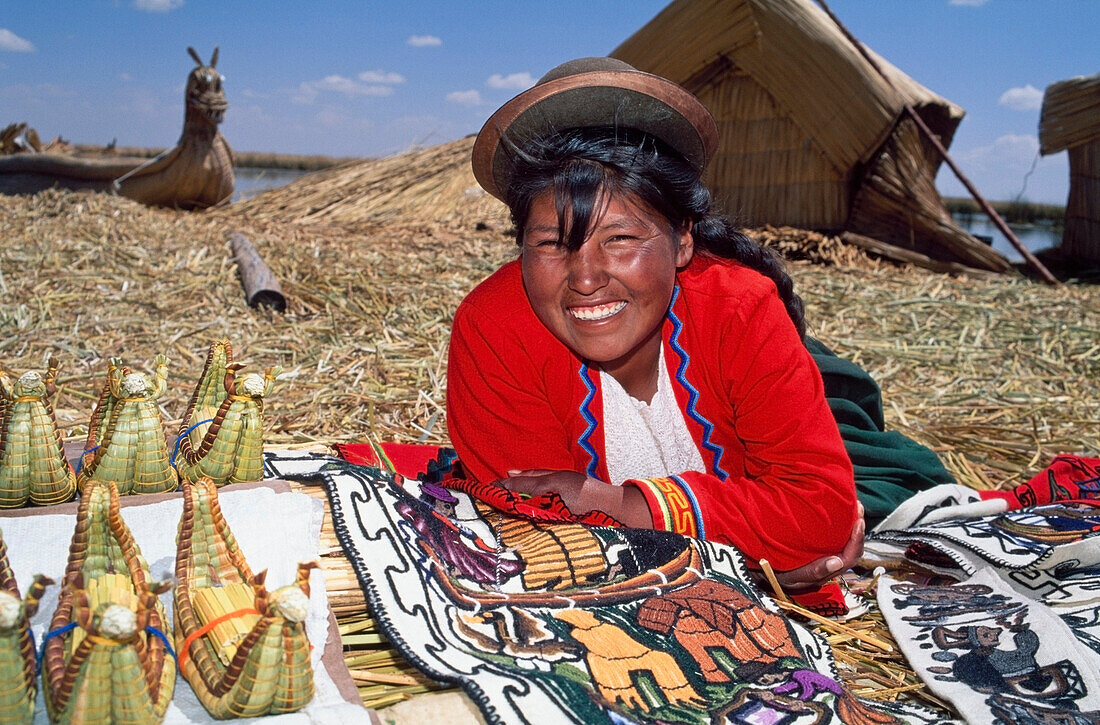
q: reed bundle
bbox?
[190,583,261,666]
[2,160,1097,718]
[1039,73,1100,155]
[68,572,134,653]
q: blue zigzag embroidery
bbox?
[577,363,600,478]
[667,286,729,479]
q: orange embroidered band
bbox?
[624,476,704,539]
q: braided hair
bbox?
[502,127,806,338]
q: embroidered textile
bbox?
[871,460,1100,724]
[264,450,941,725]
[879,569,1100,724]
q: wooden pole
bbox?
[814,0,1060,285]
[228,231,287,312]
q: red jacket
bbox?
[446,254,857,570]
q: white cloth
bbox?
[0,486,369,724]
[600,346,705,484]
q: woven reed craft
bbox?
[41,481,176,724]
[174,340,281,486]
[0,529,51,725]
[174,476,315,718]
[0,358,78,508]
[78,356,178,496]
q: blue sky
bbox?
[1,1,1096,204]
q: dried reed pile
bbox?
[231,136,508,229]
[1,182,1097,717]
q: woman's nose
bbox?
[567,244,609,294]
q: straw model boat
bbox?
[0,530,51,724]
[0,48,233,210]
[173,477,315,718]
[174,340,280,486]
[175,340,232,463]
[41,481,175,724]
[0,358,78,508]
[78,356,178,496]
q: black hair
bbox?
[502,127,806,339]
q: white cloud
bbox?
[0,29,35,53]
[132,0,184,11]
[948,0,990,6]
[447,90,482,107]
[486,72,536,91]
[119,72,132,82]
[407,35,442,48]
[961,134,1040,168]
[358,70,406,85]
[998,84,1043,111]
[292,74,395,104]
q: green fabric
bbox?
[806,338,955,526]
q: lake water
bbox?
[949,212,1062,263]
[230,168,1064,261]
[233,167,311,201]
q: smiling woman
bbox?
[447,57,863,598]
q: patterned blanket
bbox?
[264,451,942,725]
[869,457,1100,724]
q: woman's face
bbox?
[521,189,693,385]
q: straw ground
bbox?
[1,179,1097,717]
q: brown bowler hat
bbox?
[471,57,718,202]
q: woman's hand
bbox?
[771,502,865,592]
[498,469,652,529]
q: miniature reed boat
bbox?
[41,481,175,724]
[82,357,128,468]
[177,340,232,456]
[79,356,177,495]
[174,355,281,486]
[0,48,234,210]
[0,530,51,725]
[174,477,315,718]
[0,358,78,507]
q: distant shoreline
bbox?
[72,144,356,171]
[70,144,1067,223]
[942,197,1065,226]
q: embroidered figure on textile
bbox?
[891,582,1020,623]
[635,579,802,683]
[487,502,613,590]
[930,621,1085,706]
[452,607,581,666]
[990,503,1100,545]
[554,608,706,714]
[716,661,903,725]
[396,482,522,586]
[882,573,1100,723]
[0,357,77,507]
[78,355,178,495]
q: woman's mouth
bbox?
[568,301,627,321]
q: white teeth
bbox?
[570,301,626,321]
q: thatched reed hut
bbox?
[1040,73,1100,263]
[612,0,1012,273]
